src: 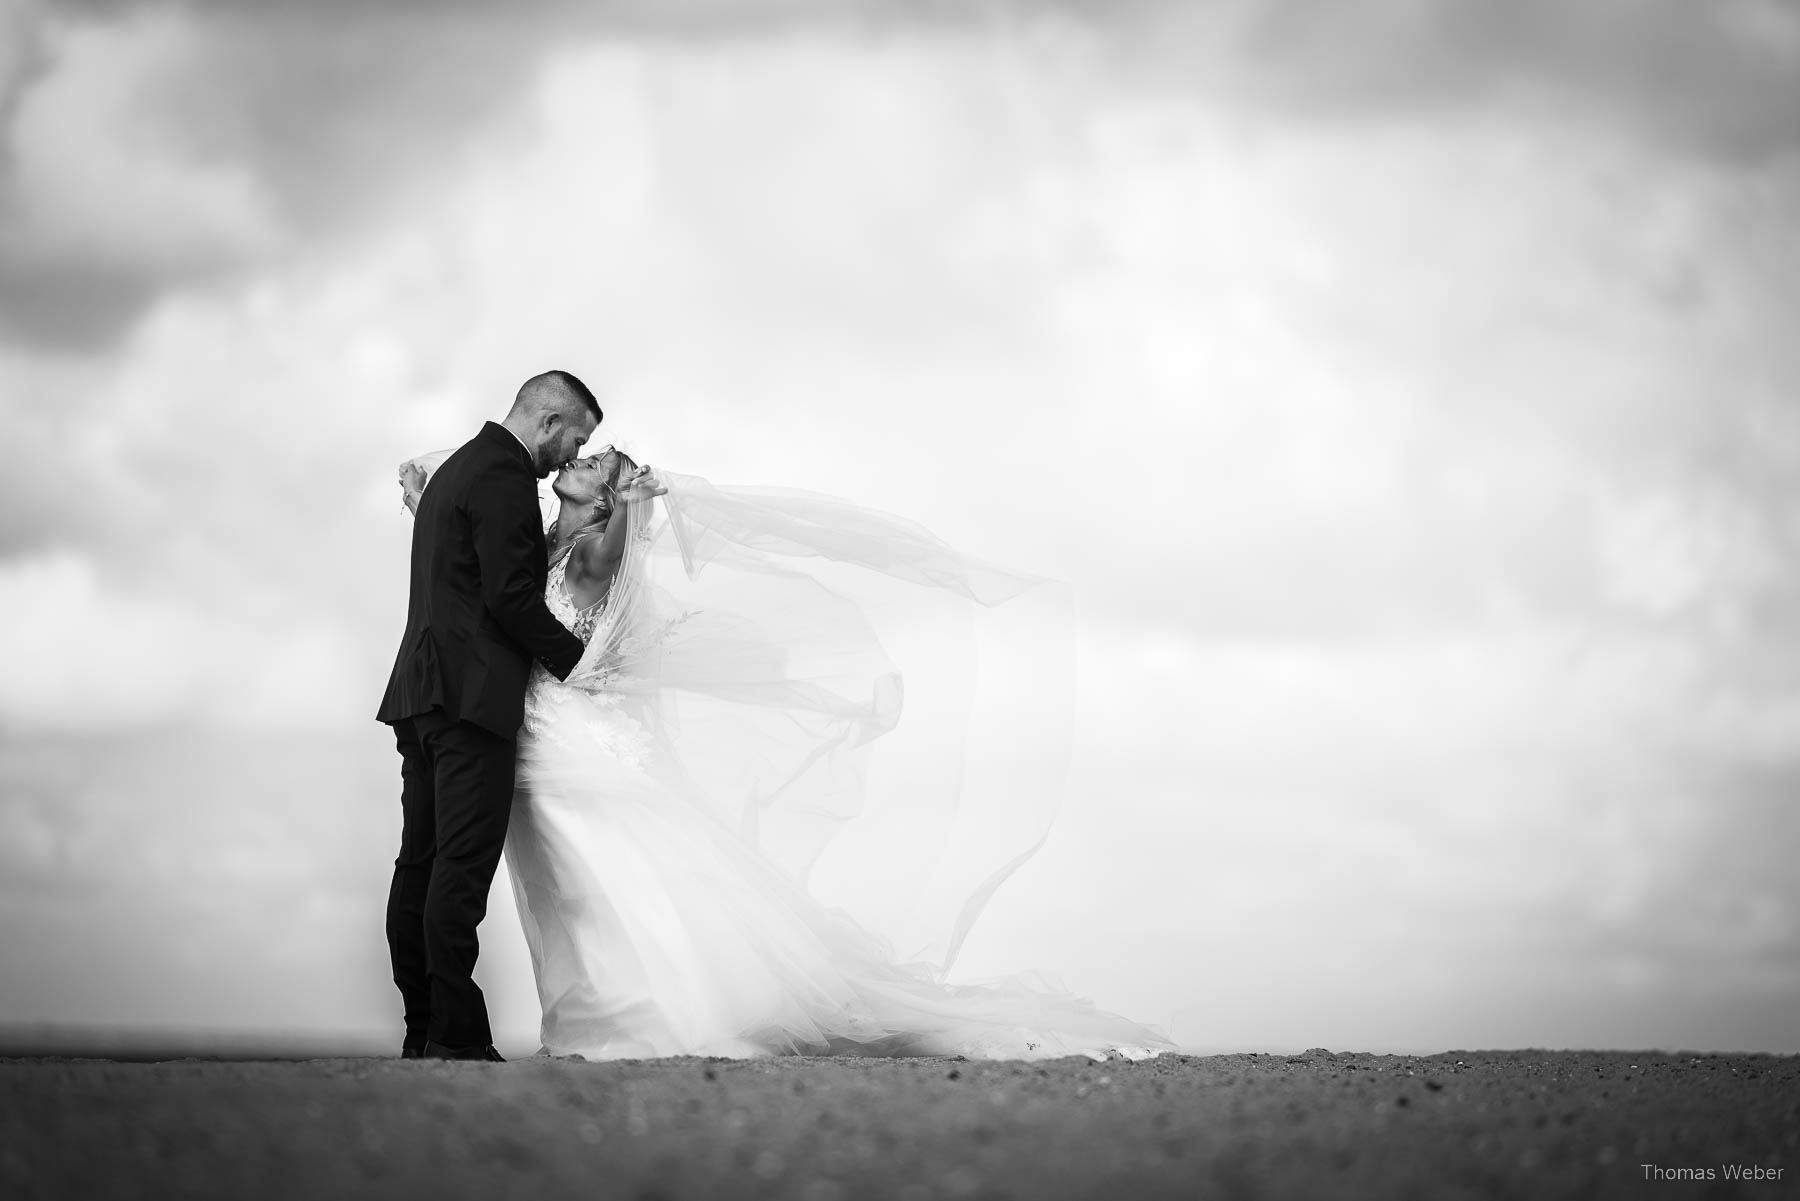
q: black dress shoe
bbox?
[424,1041,506,1062]
[401,1046,426,1060]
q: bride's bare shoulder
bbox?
[562,533,614,610]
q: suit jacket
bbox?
[377,422,586,737]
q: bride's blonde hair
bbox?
[594,446,640,503]
[550,446,640,557]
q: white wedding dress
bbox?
[401,458,1169,1061]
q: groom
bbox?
[377,369,601,1061]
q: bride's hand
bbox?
[617,465,667,502]
[399,461,429,513]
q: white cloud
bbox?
[949,617,1800,1048]
[0,551,211,728]
[0,10,283,296]
[0,549,367,731]
[209,620,369,732]
[29,19,277,255]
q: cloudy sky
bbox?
[1,0,1797,1055]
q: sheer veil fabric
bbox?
[400,452,1172,1061]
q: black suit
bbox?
[377,421,585,1051]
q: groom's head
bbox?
[504,370,602,477]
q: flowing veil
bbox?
[402,452,1074,976]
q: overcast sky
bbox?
[1,0,1797,1055]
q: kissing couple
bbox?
[377,369,1171,1062]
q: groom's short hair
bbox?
[516,369,603,423]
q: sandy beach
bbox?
[2,1049,1792,1200]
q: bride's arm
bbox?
[565,468,665,605]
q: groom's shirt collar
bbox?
[497,423,534,466]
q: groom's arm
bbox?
[467,463,586,681]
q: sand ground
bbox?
[2,1050,1794,1200]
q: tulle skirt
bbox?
[505,681,1171,1062]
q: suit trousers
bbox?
[386,709,517,1050]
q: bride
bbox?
[400,444,1171,1062]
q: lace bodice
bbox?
[520,551,653,771]
[544,553,609,645]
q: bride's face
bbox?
[552,451,623,510]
